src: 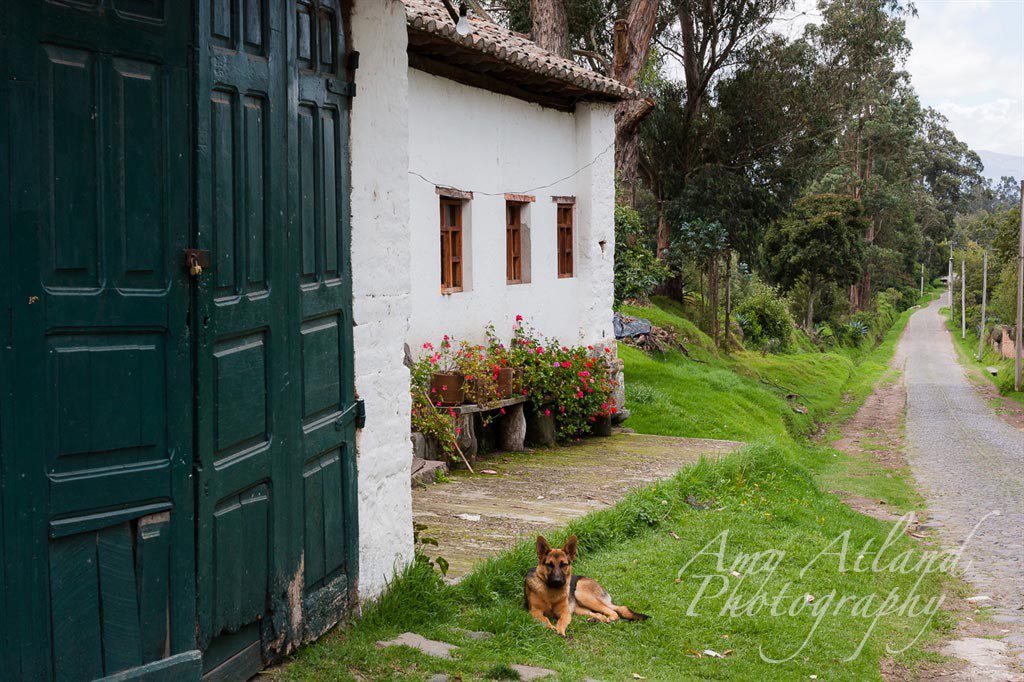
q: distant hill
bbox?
[977,149,1024,183]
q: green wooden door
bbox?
[1,2,197,680]
[293,0,360,640]
[194,0,358,674]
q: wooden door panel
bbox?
[194,0,289,664]
[3,4,193,679]
[294,0,357,632]
[50,510,173,682]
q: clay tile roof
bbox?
[402,0,639,102]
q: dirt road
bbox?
[901,293,1024,656]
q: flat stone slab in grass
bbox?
[510,664,557,680]
[374,632,457,659]
[940,638,1017,682]
[413,433,742,579]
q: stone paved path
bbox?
[412,433,742,579]
[901,293,1024,665]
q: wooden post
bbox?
[961,259,966,339]
[978,251,987,362]
[1015,181,1023,392]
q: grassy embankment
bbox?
[941,305,1024,409]
[276,294,957,681]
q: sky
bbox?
[771,0,1024,178]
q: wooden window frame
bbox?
[440,198,464,293]
[506,201,524,284]
[556,203,574,278]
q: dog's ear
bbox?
[563,535,578,562]
[536,536,551,562]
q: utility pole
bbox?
[961,259,966,339]
[948,243,954,309]
[978,251,987,362]
[1015,180,1023,392]
[920,262,925,297]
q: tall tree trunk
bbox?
[656,209,670,260]
[806,277,816,330]
[530,0,571,58]
[709,256,720,346]
[612,1,660,195]
[724,253,732,355]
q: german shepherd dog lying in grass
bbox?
[524,535,649,636]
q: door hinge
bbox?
[335,399,366,431]
[326,78,356,98]
[355,399,366,429]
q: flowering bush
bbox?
[453,340,503,406]
[508,317,617,440]
[410,318,618,451]
[410,344,460,461]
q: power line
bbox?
[408,140,616,197]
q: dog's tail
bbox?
[615,605,650,621]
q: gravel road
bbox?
[901,292,1024,622]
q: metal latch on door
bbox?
[183,249,210,277]
[335,399,366,430]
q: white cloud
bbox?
[905,0,1024,157]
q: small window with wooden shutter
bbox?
[440,199,463,293]
[556,204,574,278]
[506,202,523,284]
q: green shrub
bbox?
[614,205,670,304]
[734,282,795,352]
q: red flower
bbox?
[515,314,523,322]
[544,408,551,416]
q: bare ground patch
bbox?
[412,432,742,580]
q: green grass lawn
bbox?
[274,296,958,681]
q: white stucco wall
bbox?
[407,69,617,350]
[349,0,414,601]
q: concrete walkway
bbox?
[412,433,742,579]
[901,294,1024,654]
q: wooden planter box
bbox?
[430,372,465,406]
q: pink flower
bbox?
[576,391,584,399]
[544,408,551,416]
[422,342,434,350]
[561,361,571,368]
[553,362,561,368]
[515,314,523,322]
[455,427,462,435]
